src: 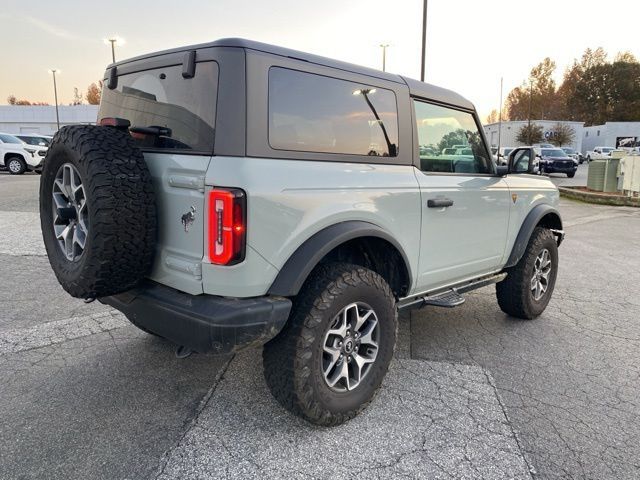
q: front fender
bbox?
[504,204,563,268]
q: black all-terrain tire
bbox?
[496,227,558,319]
[7,156,27,175]
[263,263,397,426]
[40,125,156,299]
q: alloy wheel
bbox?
[52,163,89,261]
[322,302,379,392]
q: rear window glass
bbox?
[99,62,218,153]
[268,67,398,157]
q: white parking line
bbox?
[0,310,127,355]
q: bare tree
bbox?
[72,87,83,105]
[516,124,544,145]
[550,123,575,147]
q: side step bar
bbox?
[398,272,508,311]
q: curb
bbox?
[558,187,640,207]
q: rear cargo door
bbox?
[99,59,219,294]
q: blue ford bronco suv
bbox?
[40,39,563,426]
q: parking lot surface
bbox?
[1,166,639,479]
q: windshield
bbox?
[542,148,568,157]
[17,136,50,146]
[562,148,575,154]
[602,147,615,153]
[99,61,218,153]
[0,134,23,144]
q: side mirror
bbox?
[507,148,537,174]
[496,165,508,176]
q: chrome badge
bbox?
[181,205,196,232]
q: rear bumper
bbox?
[100,281,292,354]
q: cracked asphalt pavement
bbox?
[1,166,639,479]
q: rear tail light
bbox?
[208,188,246,265]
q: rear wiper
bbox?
[129,125,173,137]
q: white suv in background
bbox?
[0,133,43,174]
[16,134,51,171]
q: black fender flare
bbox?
[267,221,412,297]
[505,204,563,268]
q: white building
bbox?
[484,120,585,152]
[0,105,99,135]
[582,122,640,153]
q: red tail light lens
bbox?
[208,189,246,265]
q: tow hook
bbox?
[175,345,194,359]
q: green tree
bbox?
[549,123,575,147]
[516,124,544,145]
[437,129,468,152]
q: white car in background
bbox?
[585,146,615,162]
[0,133,44,174]
[16,134,51,171]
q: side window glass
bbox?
[414,100,492,174]
[268,68,399,157]
[512,150,530,173]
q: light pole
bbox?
[527,79,533,144]
[104,36,125,63]
[48,69,60,132]
[497,77,503,155]
[380,44,389,72]
[420,0,428,81]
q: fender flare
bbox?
[267,221,412,297]
[505,204,563,268]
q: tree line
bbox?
[7,81,102,106]
[486,48,640,126]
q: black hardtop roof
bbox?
[111,37,474,111]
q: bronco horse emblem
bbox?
[181,205,197,232]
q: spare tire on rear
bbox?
[40,125,156,299]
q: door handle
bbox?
[427,198,454,208]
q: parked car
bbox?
[0,133,43,174]
[497,147,515,165]
[585,146,615,162]
[39,38,564,426]
[538,147,578,177]
[560,147,583,165]
[15,133,52,147]
[15,134,50,172]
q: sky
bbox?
[1,0,639,119]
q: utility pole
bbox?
[420,0,428,81]
[49,69,60,131]
[527,79,533,144]
[497,77,503,155]
[380,44,389,72]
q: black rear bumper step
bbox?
[100,281,292,355]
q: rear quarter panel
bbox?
[202,157,421,297]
